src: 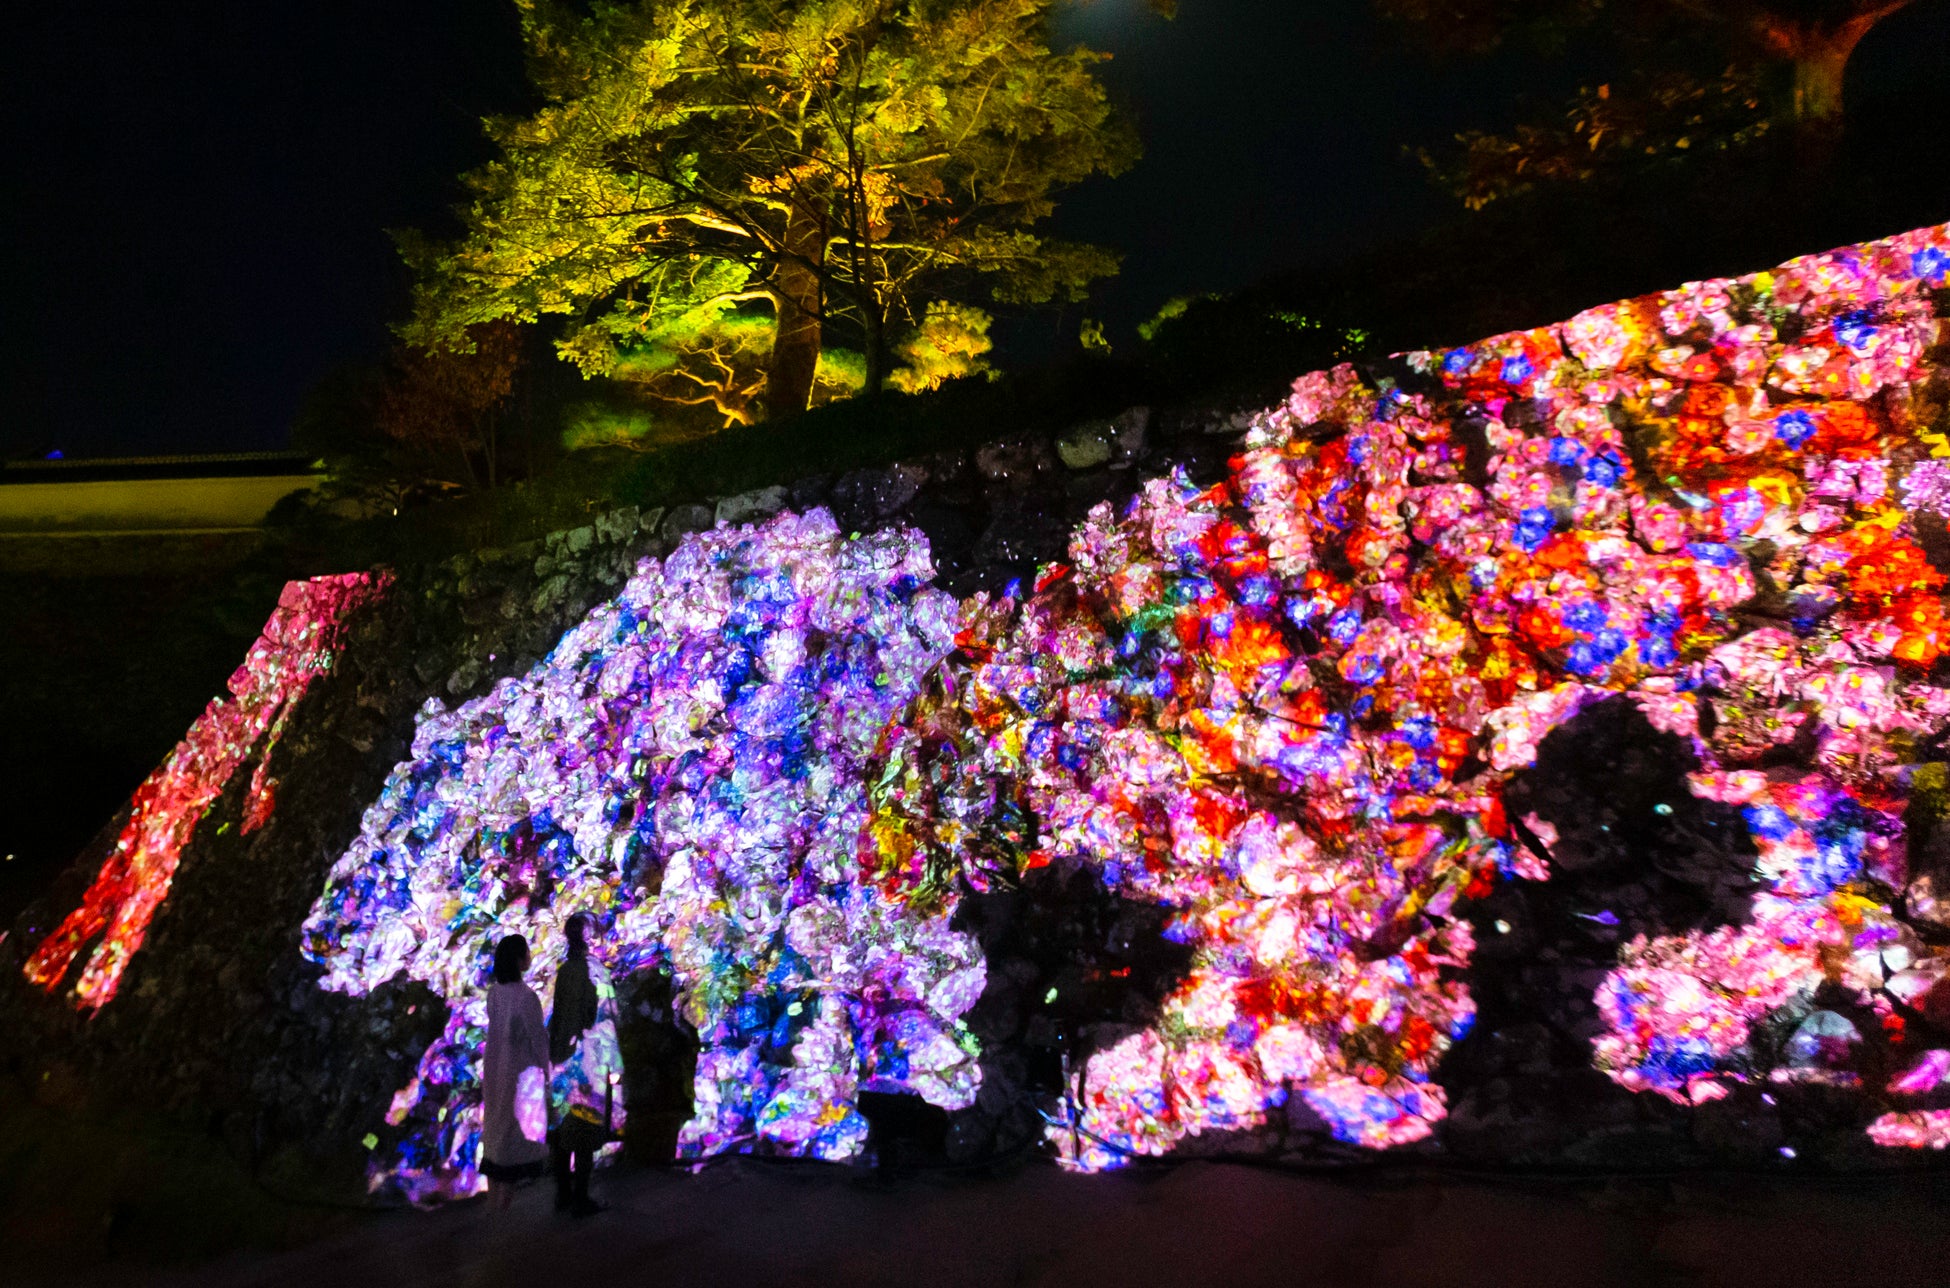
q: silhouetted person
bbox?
[549,914,611,1216]
[481,933,549,1210]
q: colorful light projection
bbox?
[551,956,628,1144]
[1561,251,1950,1150]
[23,573,388,1010]
[864,224,1950,1165]
[310,222,1950,1183]
[302,512,983,1199]
[378,955,630,1202]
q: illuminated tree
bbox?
[599,284,993,429]
[1380,0,1921,204]
[404,0,1136,421]
[887,302,997,394]
[604,308,868,429]
[288,363,431,515]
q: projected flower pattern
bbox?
[301,513,981,1198]
[866,223,1950,1164]
[292,222,1950,1185]
[23,573,388,1010]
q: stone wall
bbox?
[0,396,1256,1183]
[15,219,1950,1187]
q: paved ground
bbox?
[34,1158,1950,1288]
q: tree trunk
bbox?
[860,286,887,400]
[1782,24,1859,171]
[766,204,826,420]
[1753,6,1906,166]
[1787,38,1851,127]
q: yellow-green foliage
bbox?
[401,0,1137,420]
[817,347,870,393]
[1910,760,1950,835]
[1137,294,1218,344]
[560,402,658,451]
[888,303,995,394]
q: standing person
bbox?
[549,913,622,1217]
[480,933,549,1210]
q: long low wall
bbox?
[0,473,318,534]
[11,223,1950,1196]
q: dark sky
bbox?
[1049,0,1511,330]
[2,0,528,459]
[4,0,1946,458]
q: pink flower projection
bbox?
[23,573,388,1010]
[863,222,1950,1163]
[50,222,1940,1182]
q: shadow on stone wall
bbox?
[0,394,1258,1189]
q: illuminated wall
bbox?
[0,470,319,534]
[302,513,983,1198]
[23,572,388,1010]
[870,226,1950,1163]
[293,222,1950,1185]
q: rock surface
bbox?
[12,223,1950,1189]
[0,392,1239,1183]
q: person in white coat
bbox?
[480,933,549,1209]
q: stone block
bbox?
[714,485,789,528]
[787,474,832,511]
[445,659,482,695]
[592,507,631,543]
[1055,420,1114,470]
[830,466,923,529]
[530,573,572,615]
[1111,405,1150,460]
[974,437,1048,484]
[1202,407,1255,436]
[916,448,968,486]
[661,503,715,542]
[974,495,1069,567]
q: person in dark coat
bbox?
[549,914,615,1216]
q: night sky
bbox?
[4,0,1947,458]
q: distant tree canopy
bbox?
[286,322,535,510]
[403,0,1137,427]
[380,320,527,489]
[1379,0,1920,206]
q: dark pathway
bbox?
[42,1158,1950,1288]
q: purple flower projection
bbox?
[302,512,981,1198]
[299,223,1950,1188]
